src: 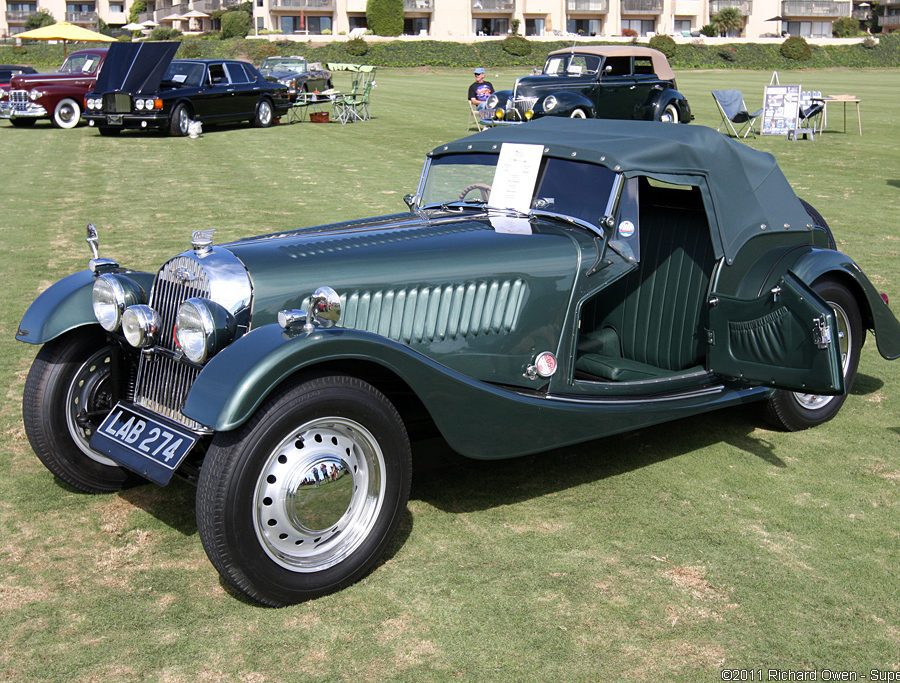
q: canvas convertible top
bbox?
[433,118,813,261]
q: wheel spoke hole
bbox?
[267,519,277,527]
[277,454,287,464]
[314,434,323,443]
[267,474,277,484]
[331,436,338,445]
[278,533,288,540]
[294,438,304,449]
[295,540,304,545]
[263,497,273,506]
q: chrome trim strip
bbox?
[545,384,725,404]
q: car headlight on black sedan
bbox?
[92,273,145,332]
[175,298,235,364]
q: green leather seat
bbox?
[577,184,715,382]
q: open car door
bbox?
[708,272,844,394]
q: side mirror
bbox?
[403,193,419,212]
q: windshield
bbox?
[421,152,617,228]
[59,54,101,75]
[262,58,308,74]
[542,54,601,76]
[162,62,205,87]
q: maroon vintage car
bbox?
[0,48,107,129]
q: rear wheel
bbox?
[10,118,36,128]
[22,328,142,493]
[570,108,587,119]
[764,279,863,431]
[169,103,190,136]
[196,375,411,606]
[660,103,680,123]
[52,98,81,129]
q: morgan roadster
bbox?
[17,119,899,606]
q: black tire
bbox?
[799,198,836,249]
[253,98,274,128]
[764,279,864,431]
[196,375,412,606]
[22,328,143,493]
[52,98,81,129]
[169,103,190,137]
[10,118,36,128]
[98,127,121,137]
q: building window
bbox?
[525,17,545,36]
[348,15,367,30]
[473,18,509,35]
[257,16,264,30]
[673,18,692,33]
[566,18,601,35]
[9,2,37,10]
[67,3,96,11]
[621,18,654,35]
[280,14,332,33]
[404,17,429,34]
[785,20,832,37]
[109,3,124,11]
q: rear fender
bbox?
[650,91,691,122]
[790,249,900,360]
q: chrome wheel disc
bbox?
[259,102,272,125]
[793,302,851,410]
[59,104,76,123]
[65,347,118,466]
[253,417,386,572]
[178,109,189,134]
[661,104,679,123]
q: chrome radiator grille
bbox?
[103,93,131,113]
[513,96,537,118]
[9,90,28,111]
[133,256,211,430]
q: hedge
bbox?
[2,34,898,72]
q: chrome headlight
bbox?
[122,305,160,348]
[486,94,498,109]
[92,274,144,332]
[543,95,558,112]
[135,98,145,110]
[143,98,155,110]
[29,89,42,101]
[0,90,7,100]
[86,98,96,109]
[175,298,235,364]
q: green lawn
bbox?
[0,68,897,681]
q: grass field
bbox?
[0,67,897,681]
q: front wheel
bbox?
[570,108,587,119]
[659,103,680,123]
[22,328,143,492]
[196,375,412,606]
[253,99,274,128]
[52,98,81,129]
[169,103,190,136]
[764,279,864,431]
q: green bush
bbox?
[832,16,860,37]
[24,9,55,30]
[717,46,737,62]
[179,39,202,58]
[780,35,812,61]
[346,37,369,56]
[116,34,132,42]
[502,35,531,57]
[220,10,251,39]
[700,24,717,37]
[648,34,676,58]
[367,0,403,37]
[862,35,878,49]
[128,0,146,23]
[149,27,182,41]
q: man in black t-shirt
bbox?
[467,67,494,110]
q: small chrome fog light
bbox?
[175,298,234,364]
[122,305,160,348]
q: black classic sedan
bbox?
[486,46,692,125]
[83,42,290,136]
[259,56,331,101]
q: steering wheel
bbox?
[458,183,492,203]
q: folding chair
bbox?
[469,102,486,132]
[711,89,762,138]
[789,91,824,141]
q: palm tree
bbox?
[713,7,744,37]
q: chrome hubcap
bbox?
[793,302,851,410]
[253,417,386,572]
[60,105,75,123]
[65,347,118,466]
[662,106,678,123]
[259,103,272,124]
[179,109,189,133]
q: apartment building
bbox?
[1,0,130,36]
[2,0,871,41]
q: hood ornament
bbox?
[192,229,215,256]
[86,223,118,274]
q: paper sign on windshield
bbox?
[488,143,544,235]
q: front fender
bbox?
[536,92,594,118]
[181,324,764,459]
[16,269,155,344]
[491,90,512,108]
[790,249,900,360]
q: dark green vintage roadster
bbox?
[17,119,899,606]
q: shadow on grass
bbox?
[886,180,900,189]
[851,372,883,395]
[411,403,785,514]
[117,477,199,536]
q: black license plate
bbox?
[107,114,123,125]
[90,403,198,485]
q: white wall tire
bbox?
[660,103,679,123]
[570,108,587,119]
[52,98,81,129]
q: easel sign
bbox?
[762,84,801,136]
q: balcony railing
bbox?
[879,13,900,26]
[851,7,870,18]
[621,0,663,13]
[66,11,98,23]
[5,10,36,22]
[404,0,433,10]
[269,0,334,8]
[781,1,851,16]
[567,0,609,11]
[471,0,515,12]
[710,0,752,14]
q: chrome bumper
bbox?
[0,101,47,119]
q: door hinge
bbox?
[705,329,716,345]
[813,315,832,349]
[771,285,782,303]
